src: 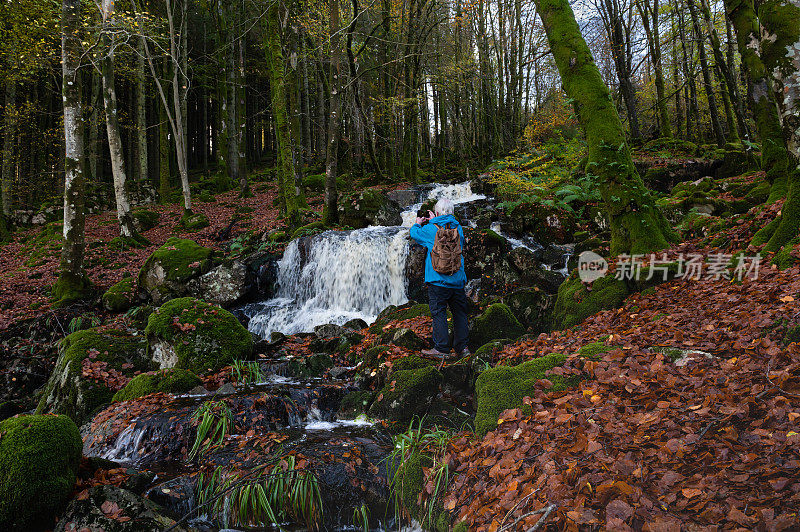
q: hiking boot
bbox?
[457,349,472,358]
[420,348,453,359]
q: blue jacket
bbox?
[409,214,467,288]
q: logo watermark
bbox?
[579,252,762,282]
[578,251,608,282]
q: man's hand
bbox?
[415,216,427,225]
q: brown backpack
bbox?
[431,223,462,275]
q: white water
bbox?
[245,182,484,339]
[400,182,486,226]
[101,424,147,463]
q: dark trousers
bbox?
[428,284,469,353]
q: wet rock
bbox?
[404,244,428,302]
[138,238,213,304]
[287,353,334,378]
[314,323,349,339]
[144,476,196,519]
[0,414,82,530]
[338,189,402,228]
[498,202,577,244]
[338,390,375,417]
[55,485,185,532]
[343,318,369,330]
[112,368,202,403]
[508,246,539,273]
[387,188,420,208]
[145,297,253,373]
[0,342,53,418]
[36,328,151,424]
[187,260,248,307]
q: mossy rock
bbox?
[0,415,82,530]
[337,188,402,228]
[36,328,151,424]
[503,288,553,332]
[470,303,525,349]
[371,303,431,332]
[145,297,253,374]
[108,235,149,251]
[393,452,432,518]
[392,355,433,372]
[138,237,213,304]
[287,353,334,378]
[642,138,699,157]
[265,230,287,242]
[178,211,210,232]
[771,236,800,270]
[112,368,201,402]
[362,345,392,366]
[475,354,577,436]
[303,173,326,190]
[291,221,326,239]
[552,275,630,330]
[384,328,426,350]
[338,391,375,417]
[124,305,155,330]
[368,366,442,423]
[102,277,137,312]
[132,209,160,232]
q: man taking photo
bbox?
[410,198,470,360]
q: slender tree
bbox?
[54,0,91,305]
[323,0,342,225]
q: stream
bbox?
[82,181,572,531]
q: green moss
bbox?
[453,521,469,532]
[51,271,93,308]
[102,277,137,312]
[471,303,525,348]
[362,345,392,366]
[145,297,253,374]
[553,275,629,330]
[132,209,160,231]
[0,215,10,244]
[392,355,433,372]
[642,138,699,156]
[373,304,431,330]
[577,342,618,359]
[109,234,149,251]
[475,354,577,436]
[303,173,326,190]
[137,237,213,300]
[36,328,150,423]
[287,353,333,378]
[771,236,800,269]
[338,391,375,417]
[368,366,442,422]
[266,230,287,242]
[393,452,431,517]
[178,211,210,232]
[0,415,82,530]
[651,346,685,363]
[291,221,326,239]
[112,368,201,402]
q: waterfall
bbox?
[244,227,410,338]
[243,182,485,339]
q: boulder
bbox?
[102,277,137,312]
[186,260,248,307]
[338,189,402,228]
[145,297,253,374]
[343,318,369,330]
[112,368,202,402]
[368,365,442,423]
[131,208,160,232]
[503,287,554,332]
[55,485,185,532]
[0,415,82,530]
[36,328,151,424]
[404,244,428,302]
[314,323,349,339]
[470,303,526,349]
[178,210,209,231]
[137,237,213,304]
[552,275,630,330]
[385,328,426,350]
[287,353,334,378]
[474,354,576,436]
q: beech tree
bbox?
[54,0,91,305]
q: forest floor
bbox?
[2,152,799,531]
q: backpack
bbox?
[431,223,462,275]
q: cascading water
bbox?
[243,182,485,339]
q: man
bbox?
[410,198,470,359]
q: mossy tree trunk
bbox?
[724,0,791,204]
[758,0,800,254]
[323,0,341,225]
[264,0,304,226]
[1,79,16,219]
[533,0,675,255]
[56,0,91,304]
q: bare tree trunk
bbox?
[1,80,16,218]
[687,0,726,146]
[638,0,672,138]
[100,0,139,240]
[324,0,342,225]
[136,40,148,190]
[55,0,91,305]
